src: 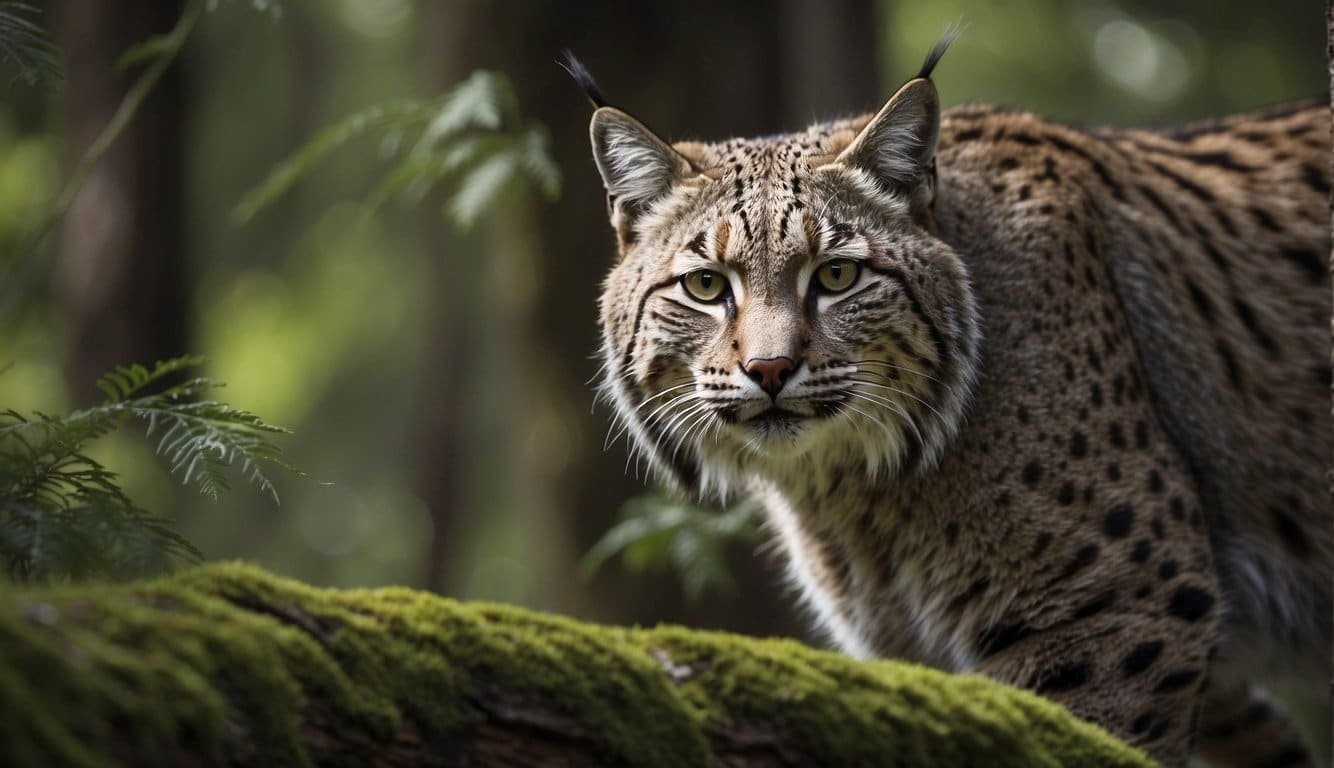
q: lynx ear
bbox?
[590,107,695,219]
[837,77,940,192]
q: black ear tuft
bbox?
[560,51,609,108]
[916,25,962,80]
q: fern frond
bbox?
[236,69,560,228]
[94,355,206,402]
[580,495,762,603]
[413,70,520,150]
[133,398,294,503]
[1,355,304,581]
[233,100,440,223]
[0,2,61,86]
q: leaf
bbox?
[580,494,762,603]
[415,70,518,150]
[237,69,560,229]
[446,149,519,229]
[94,355,206,403]
[0,2,61,86]
[233,100,438,224]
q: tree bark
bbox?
[54,0,190,405]
[0,563,1154,767]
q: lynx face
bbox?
[590,71,979,498]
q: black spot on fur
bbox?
[1167,586,1215,622]
[1109,422,1126,448]
[1130,712,1156,734]
[1131,539,1152,563]
[1146,159,1215,203]
[1215,340,1243,391]
[1057,482,1076,505]
[1058,544,1100,580]
[978,621,1036,658]
[1137,183,1188,235]
[1279,247,1325,281]
[1248,205,1281,232]
[1069,431,1087,458]
[1022,461,1042,487]
[1155,669,1200,693]
[1184,279,1214,321]
[948,577,991,610]
[1072,589,1116,620]
[1035,662,1092,693]
[1271,507,1311,557]
[1186,150,1259,172]
[1302,163,1331,195]
[1232,298,1279,355]
[1121,641,1164,676]
[1104,504,1134,538]
[1147,718,1171,741]
[1158,561,1178,581]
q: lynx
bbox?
[574,38,1331,767]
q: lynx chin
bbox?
[572,36,1330,768]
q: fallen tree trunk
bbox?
[0,563,1154,767]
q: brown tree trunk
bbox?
[412,0,478,595]
[54,0,190,404]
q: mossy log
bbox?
[0,563,1155,767]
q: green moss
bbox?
[0,563,1157,767]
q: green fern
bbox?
[0,2,60,86]
[580,494,763,603]
[0,356,302,581]
[234,70,560,229]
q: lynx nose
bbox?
[743,356,796,398]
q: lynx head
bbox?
[579,38,980,500]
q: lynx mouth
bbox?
[744,407,806,443]
[750,407,801,425]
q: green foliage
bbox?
[581,494,763,603]
[234,70,560,229]
[0,357,301,582]
[0,2,59,87]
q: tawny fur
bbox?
[585,62,1331,767]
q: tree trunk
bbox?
[0,563,1154,767]
[54,0,190,404]
[412,0,479,595]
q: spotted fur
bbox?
[580,43,1331,767]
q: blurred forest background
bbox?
[0,0,1325,649]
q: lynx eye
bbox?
[682,269,728,302]
[815,259,859,293]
